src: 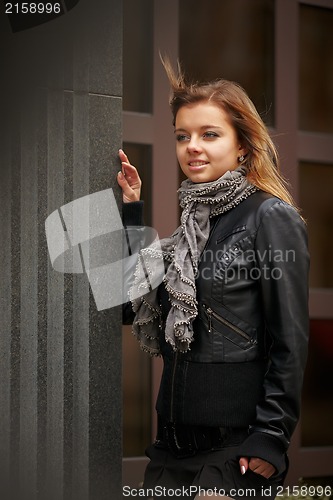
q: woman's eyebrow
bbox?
[174,125,223,133]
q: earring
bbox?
[238,155,245,163]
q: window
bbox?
[299,162,333,288]
[299,5,333,133]
[123,0,153,113]
[179,0,275,125]
[302,319,333,446]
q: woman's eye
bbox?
[176,134,189,142]
[203,131,218,139]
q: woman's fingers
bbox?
[117,171,137,203]
[248,457,276,479]
[239,457,276,479]
[117,149,142,202]
[118,148,129,166]
[239,457,248,475]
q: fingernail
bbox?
[241,465,246,475]
[118,171,123,178]
[119,148,123,153]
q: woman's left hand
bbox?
[239,456,276,478]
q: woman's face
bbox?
[175,101,246,183]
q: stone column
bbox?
[0,1,123,498]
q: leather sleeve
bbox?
[122,200,145,227]
[122,201,145,325]
[238,200,309,474]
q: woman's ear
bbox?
[238,144,247,157]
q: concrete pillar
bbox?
[0,1,123,498]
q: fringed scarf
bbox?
[130,166,257,355]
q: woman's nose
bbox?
[187,137,202,152]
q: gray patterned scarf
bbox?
[130,166,257,355]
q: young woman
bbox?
[118,62,309,499]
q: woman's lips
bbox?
[188,161,208,171]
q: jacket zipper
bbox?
[198,217,219,265]
[203,304,255,344]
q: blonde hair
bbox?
[162,57,297,208]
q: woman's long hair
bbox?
[162,57,297,208]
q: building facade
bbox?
[122,0,333,489]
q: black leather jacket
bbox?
[123,190,309,475]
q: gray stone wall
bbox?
[0,1,123,499]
